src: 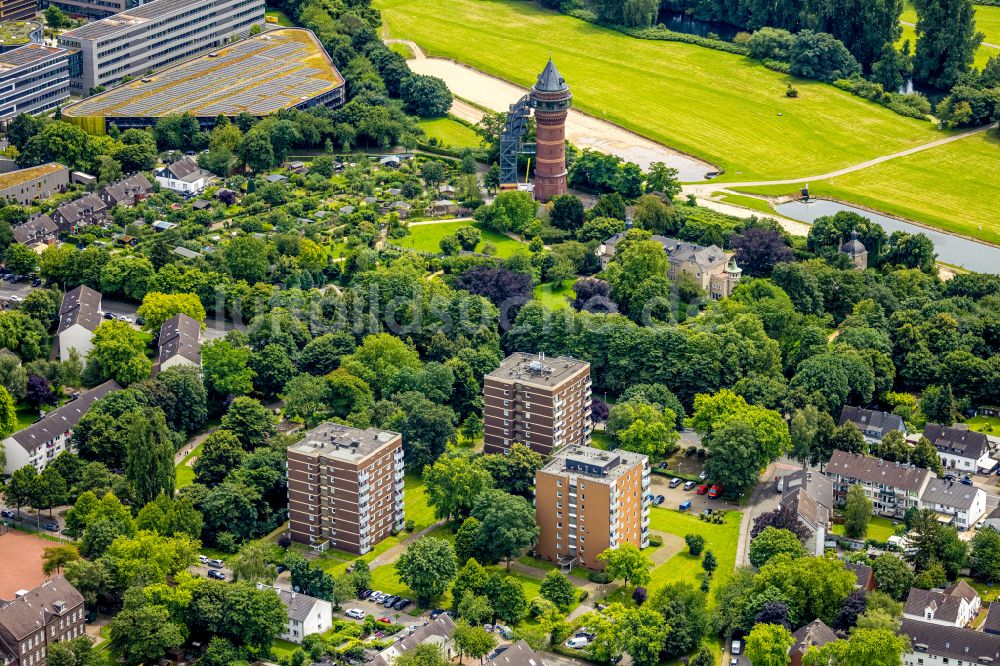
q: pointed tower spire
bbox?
[535,56,568,92]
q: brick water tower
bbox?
[530,58,572,201]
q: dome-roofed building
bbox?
[840,230,868,270]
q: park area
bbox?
[0,529,51,598]
[417,117,482,149]
[395,220,525,256]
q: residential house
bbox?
[900,618,1000,666]
[390,201,411,219]
[155,156,214,194]
[0,163,68,205]
[286,161,307,174]
[984,603,1000,636]
[824,451,932,518]
[57,285,102,363]
[11,215,58,248]
[922,424,997,474]
[778,469,833,556]
[482,641,546,666]
[845,562,876,591]
[838,406,906,444]
[51,193,106,235]
[919,479,987,530]
[430,199,458,216]
[156,313,201,373]
[985,505,1000,531]
[903,581,981,628]
[368,615,456,666]
[2,379,119,474]
[0,576,86,666]
[270,587,332,644]
[98,173,152,208]
[789,619,838,666]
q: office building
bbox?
[0,44,76,125]
[58,0,266,94]
[287,423,405,554]
[483,352,592,456]
[0,576,86,666]
[535,445,650,570]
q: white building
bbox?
[2,380,120,474]
[777,469,832,557]
[156,313,201,373]
[901,618,1000,666]
[921,423,997,474]
[919,479,988,530]
[903,581,981,628]
[57,285,103,363]
[155,156,215,194]
[268,587,332,644]
[985,506,1000,531]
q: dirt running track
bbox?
[390,39,715,181]
[0,530,50,599]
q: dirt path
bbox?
[387,39,714,181]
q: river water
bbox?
[774,199,1000,275]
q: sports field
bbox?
[0,529,50,598]
[376,0,943,182]
[737,131,1000,246]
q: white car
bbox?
[698,470,708,480]
[564,637,590,649]
[198,555,209,564]
[346,608,366,620]
[6,295,23,303]
[732,640,742,655]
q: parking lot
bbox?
[649,473,743,514]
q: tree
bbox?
[4,465,38,518]
[539,570,576,611]
[395,537,458,607]
[733,228,793,277]
[0,355,26,403]
[970,527,1000,583]
[843,484,872,539]
[475,444,542,497]
[47,636,100,666]
[45,4,68,28]
[42,544,81,576]
[5,243,38,275]
[237,130,275,173]
[137,292,206,334]
[135,494,202,539]
[471,489,538,569]
[702,550,717,575]
[36,466,67,518]
[746,624,794,666]
[789,30,862,81]
[221,396,275,449]
[452,623,496,664]
[154,366,208,435]
[491,575,527,624]
[125,409,175,506]
[649,582,710,658]
[0,385,15,439]
[423,455,492,523]
[912,0,982,88]
[109,604,186,666]
[229,539,278,584]
[802,628,908,666]
[910,436,944,476]
[549,195,585,231]
[457,591,493,626]
[749,527,806,568]
[250,344,296,399]
[194,430,245,487]
[837,588,868,630]
[17,122,94,171]
[920,384,957,425]
[223,235,270,284]
[598,543,651,592]
[202,340,255,398]
[88,320,151,386]
[454,517,483,564]
[400,75,452,117]
[685,533,706,556]
[871,553,914,600]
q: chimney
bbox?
[14,590,28,599]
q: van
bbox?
[679,500,692,511]
[732,640,742,655]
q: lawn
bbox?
[389,41,414,58]
[175,442,204,489]
[397,220,525,257]
[270,639,300,660]
[14,402,37,430]
[647,507,742,596]
[418,117,482,149]
[966,415,1000,436]
[375,0,942,182]
[713,191,776,215]
[532,280,574,309]
[736,131,1000,246]
[830,515,899,541]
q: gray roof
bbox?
[157,156,211,183]
[900,618,1000,662]
[265,174,287,183]
[157,313,201,365]
[904,583,979,624]
[368,615,455,666]
[838,406,904,437]
[173,246,203,259]
[924,424,990,461]
[790,619,837,656]
[484,640,544,666]
[276,589,326,623]
[54,192,105,224]
[600,234,727,271]
[920,479,983,511]
[825,451,932,493]
[12,215,57,244]
[984,602,1000,635]
[62,0,225,40]
[58,285,102,334]
[0,576,84,641]
[540,445,647,486]
[4,380,120,452]
[101,173,152,205]
[534,58,568,93]
[841,230,867,257]
[288,423,401,463]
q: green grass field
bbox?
[736,131,1000,246]
[713,192,777,215]
[648,507,741,596]
[966,415,1000,435]
[831,515,899,541]
[376,0,942,182]
[389,41,414,58]
[397,220,526,257]
[533,280,574,309]
[175,441,204,489]
[418,117,482,149]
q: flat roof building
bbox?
[0,162,69,203]
[287,423,405,554]
[0,21,44,50]
[535,444,650,570]
[483,352,592,456]
[57,0,266,95]
[0,42,77,125]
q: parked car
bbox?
[654,495,665,505]
[31,278,41,287]
[198,555,209,564]
[497,626,514,639]
[698,470,708,480]
[731,659,738,666]
[683,480,697,491]
[358,589,372,600]
[393,598,412,611]
[657,461,669,469]
[43,522,60,532]
[732,639,742,655]
[346,608,366,620]
[565,637,590,649]
[207,570,226,580]
[103,312,115,319]
[696,485,709,495]
[7,295,23,303]
[430,609,447,619]
[668,477,683,488]
[383,595,399,608]
[708,485,723,499]
[0,510,15,519]
[370,591,385,603]
[680,499,692,511]
[208,559,224,569]
[377,617,391,624]
[960,477,974,486]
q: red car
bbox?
[708,484,723,499]
[696,484,709,495]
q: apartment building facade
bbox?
[58,0,265,93]
[483,352,592,456]
[0,576,86,666]
[0,44,77,125]
[825,450,932,518]
[0,163,68,204]
[287,423,405,554]
[535,445,650,570]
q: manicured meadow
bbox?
[417,116,482,149]
[175,441,204,489]
[648,507,741,595]
[737,131,1000,246]
[714,191,776,215]
[375,0,942,181]
[532,280,574,309]
[830,515,899,541]
[396,220,525,256]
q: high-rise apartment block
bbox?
[58,0,265,94]
[482,352,591,456]
[535,445,650,570]
[287,423,405,554]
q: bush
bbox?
[588,570,614,584]
[786,84,799,98]
[833,77,931,120]
[405,519,415,532]
[632,586,648,605]
[648,534,664,547]
[529,597,558,618]
[685,533,706,556]
[763,59,792,74]
[626,26,749,55]
[747,27,795,61]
